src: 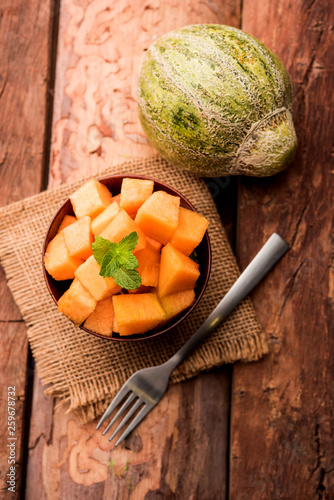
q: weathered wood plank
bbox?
[230,1,334,498]
[0,323,28,498]
[0,0,51,497]
[26,0,240,497]
[48,0,241,186]
[24,377,55,499]
[26,370,230,499]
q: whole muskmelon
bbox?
[138,24,297,177]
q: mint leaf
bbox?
[117,252,138,270]
[92,236,112,265]
[100,251,121,277]
[92,232,142,289]
[113,268,141,290]
[116,231,138,253]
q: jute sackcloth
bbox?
[0,155,268,424]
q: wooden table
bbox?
[1,0,333,498]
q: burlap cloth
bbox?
[0,155,268,424]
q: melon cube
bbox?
[90,202,120,236]
[100,209,146,253]
[112,293,166,336]
[158,243,200,297]
[113,315,119,333]
[83,298,115,336]
[58,278,97,325]
[160,289,196,319]
[57,215,77,233]
[70,179,112,219]
[111,194,121,205]
[135,191,180,245]
[44,232,83,280]
[145,236,162,251]
[135,240,160,287]
[63,215,94,260]
[170,207,209,256]
[120,178,154,213]
[75,255,121,301]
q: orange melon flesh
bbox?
[120,178,154,213]
[75,255,121,301]
[160,289,196,319]
[44,232,83,280]
[112,293,166,336]
[58,279,97,325]
[90,201,120,236]
[135,191,180,245]
[135,240,160,287]
[83,298,115,336]
[57,215,77,233]
[158,243,200,297]
[100,209,146,253]
[170,207,209,256]
[113,315,119,333]
[145,236,162,251]
[70,179,112,219]
[111,194,121,205]
[63,215,94,260]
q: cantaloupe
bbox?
[44,232,83,280]
[90,202,120,236]
[63,215,94,260]
[145,236,162,251]
[70,179,112,219]
[113,315,119,333]
[138,24,297,177]
[158,243,200,297]
[160,289,195,319]
[112,293,166,335]
[48,177,210,336]
[100,209,146,253]
[58,278,97,325]
[135,191,180,245]
[75,255,121,301]
[135,240,160,287]
[57,215,77,233]
[120,178,154,213]
[111,194,121,205]
[170,207,209,256]
[83,298,114,336]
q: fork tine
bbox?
[114,404,152,447]
[102,392,136,436]
[96,385,131,430]
[109,399,143,442]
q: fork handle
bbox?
[165,233,289,372]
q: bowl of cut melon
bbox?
[43,175,211,341]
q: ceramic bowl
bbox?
[43,175,211,341]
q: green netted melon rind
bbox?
[138,24,297,177]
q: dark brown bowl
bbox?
[43,175,211,341]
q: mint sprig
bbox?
[92,232,141,290]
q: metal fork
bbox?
[96,233,289,446]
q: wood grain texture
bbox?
[230,1,334,498]
[27,2,241,497]
[49,0,241,186]
[0,0,51,497]
[26,370,230,499]
[0,323,28,497]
